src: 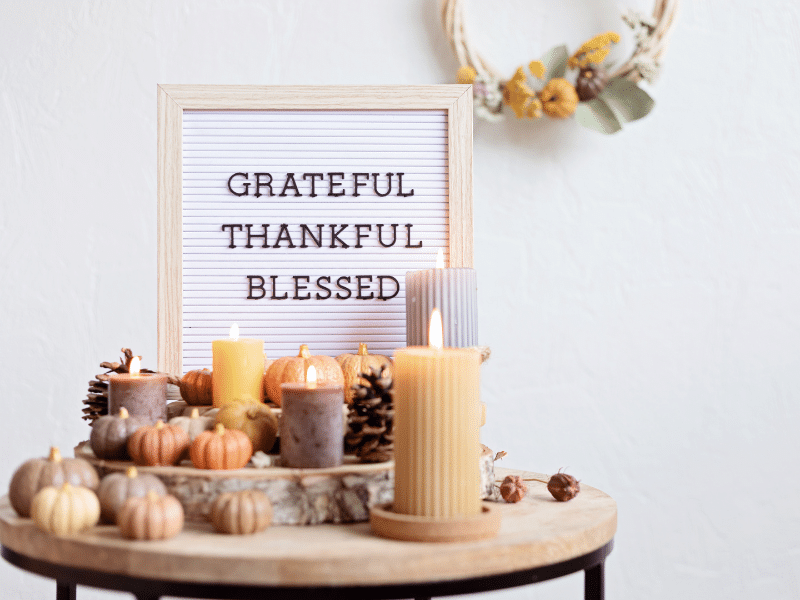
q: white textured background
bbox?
[1,1,798,599]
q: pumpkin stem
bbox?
[61,482,72,491]
[299,344,311,359]
[146,490,160,502]
[126,466,138,478]
[358,343,368,356]
[215,423,226,436]
[155,420,164,429]
[190,407,200,419]
[48,447,62,463]
[119,407,129,419]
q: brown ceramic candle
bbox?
[280,382,344,469]
[109,373,168,424]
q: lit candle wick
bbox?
[130,356,141,377]
[429,308,444,350]
[435,249,444,269]
[306,365,318,388]
[229,323,239,341]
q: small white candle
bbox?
[405,249,478,347]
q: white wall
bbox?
[2,1,798,599]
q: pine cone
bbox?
[345,365,394,463]
[82,348,158,425]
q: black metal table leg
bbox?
[584,560,604,600]
[56,581,75,600]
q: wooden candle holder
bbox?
[370,502,501,543]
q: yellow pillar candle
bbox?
[393,309,481,518]
[212,323,265,408]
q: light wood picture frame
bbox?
[157,85,473,375]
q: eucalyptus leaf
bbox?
[574,98,622,134]
[540,45,569,82]
[598,78,655,123]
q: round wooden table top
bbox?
[0,468,616,588]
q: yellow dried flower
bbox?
[502,67,540,119]
[539,78,579,119]
[568,31,621,69]
[456,65,477,85]
[528,60,546,80]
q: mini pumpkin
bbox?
[9,447,99,518]
[179,368,213,406]
[210,490,273,535]
[169,407,215,442]
[97,466,167,524]
[127,421,190,467]
[118,490,184,540]
[31,482,100,536]
[190,423,252,470]
[575,65,609,101]
[539,78,579,118]
[215,398,278,454]
[90,407,149,460]
[336,343,392,404]
[264,344,344,406]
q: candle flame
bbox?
[429,308,444,350]
[436,248,444,269]
[229,323,239,341]
[130,356,141,376]
[306,365,317,387]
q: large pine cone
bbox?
[82,348,159,425]
[345,365,394,463]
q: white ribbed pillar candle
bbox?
[405,267,478,347]
[393,345,481,518]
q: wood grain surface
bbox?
[0,468,616,587]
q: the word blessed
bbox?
[227,172,415,198]
[246,274,399,301]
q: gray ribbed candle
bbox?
[405,268,478,347]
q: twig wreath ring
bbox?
[440,0,679,134]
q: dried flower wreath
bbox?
[441,0,679,133]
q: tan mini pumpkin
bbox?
[215,398,278,453]
[179,368,213,406]
[169,407,216,442]
[127,421,190,467]
[210,490,272,535]
[336,343,392,404]
[90,407,149,460]
[190,423,252,470]
[264,344,344,406]
[9,447,99,518]
[31,482,100,536]
[118,490,184,540]
[97,466,167,524]
[539,78,579,118]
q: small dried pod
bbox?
[127,421,190,467]
[547,472,581,502]
[190,423,253,470]
[97,466,167,524]
[499,475,528,503]
[179,368,213,406]
[9,447,99,517]
[31,482,100,536]
[118,490,184,541]
[575,65,609,101]
[210,490,273,535]
[90,407,149,460]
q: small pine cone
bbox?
[499,475,528,503]
[547,472,580,502]
[345,365,394,463]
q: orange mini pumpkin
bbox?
[179,368,213,406]
[264,344,344,406]
[118,490,184,540]
[127,421,190,467]
[539,78,579,119]
[336,343,392,404]
[190,423,252,470]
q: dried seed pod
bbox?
[547,472,580,501]
[499,475,528,503]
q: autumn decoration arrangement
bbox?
[441,0,679,133]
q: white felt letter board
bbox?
[157,86,473,375]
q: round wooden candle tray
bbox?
[75,443,497,526]
[370,502,501,543]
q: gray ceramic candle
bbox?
[108,372,168,424]
[280,378,344,469]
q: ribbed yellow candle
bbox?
[393,346,481,518]
[211,337,265,408]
